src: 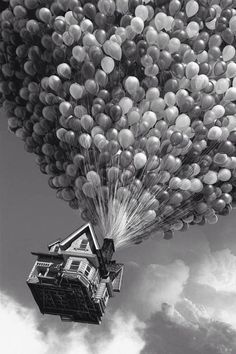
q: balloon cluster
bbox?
[0,0,236,247]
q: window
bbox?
[84,264,92,277]
[79,239,88,250]
[69,260,81,272]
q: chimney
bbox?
[97,238,115,278]
[101,238,115,263]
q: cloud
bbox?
[0,291,145,354]
[0,291,47,354]
[2,286,236,354]
[141,299,236,354]
[191,249,236,293]
[128,260,190,318]
[184,248,236,329]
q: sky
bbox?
[1,107,236,354]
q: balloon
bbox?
[125,76,139,95]
[131,17,144,34]
[0,0,235,257]
[146,136,160,155]
[108,166,120,183]
[218,169,231,182]
[208,126,222,140]
[207,214,218,224]
[135,5,149,21]
[170,131,183,146]
[87,171,101,187]
[101,56,115,74]
[118,129,135,149]
[134,152,147,169]
[175,114,191,129]
[72,45,86,62]
[69,83,84,99]
[79,133,92,149]
[180,178,191,191]
[222,45,236,62]
[119,97,133,114]
[203,171,218,185]
[103,40,122,60]
[224,88,236,101]
[185,62,199,79]
[82,182,96,198]
[57,63,71,79]
[141,111,157,128]
[185,0,199,18]
[215,78,230,94]
[190,178,203,192]
[143,210,156,222]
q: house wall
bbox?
[66,233,92,254]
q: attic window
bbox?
[69,260,81,272]
[79,239,88,250]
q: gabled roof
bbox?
[31,252,64,260]
[59,223,100,252]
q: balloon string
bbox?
[107,135,222,247]
[73,128,221,249]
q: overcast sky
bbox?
[1,108,236,354]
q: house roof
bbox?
[48,239,61,250]
[31,252,64,260]
[59,223,100,252]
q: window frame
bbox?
[84,264,92,277]
[68,260,81,272]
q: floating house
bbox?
[27,223,124,324]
